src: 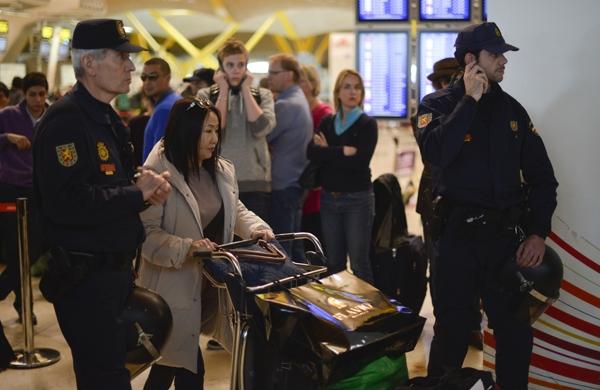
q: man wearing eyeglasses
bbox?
[33,19,171,389]
[141,57,181,161]
[266,54,312,256]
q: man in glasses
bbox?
[266,54,312,256]
[141,57,181,161]
[33,19,171,389]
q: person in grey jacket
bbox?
[138,97,273,390]
[197,38,276,223]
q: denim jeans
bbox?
[270,186,303,256]
[320,190,375,283]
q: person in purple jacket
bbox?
[0,72,48,326]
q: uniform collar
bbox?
[71,82,119,126]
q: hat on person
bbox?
[72,19,146,52]
[183,68,215,84]
[454,22,519,54]
[427,58,460,82]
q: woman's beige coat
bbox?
[138,141,269,373]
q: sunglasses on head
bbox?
[141,73,160,82]
[185,97,213,111]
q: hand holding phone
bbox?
[464,59,487,101]
[241,70,254,90]
[214,70,229,92]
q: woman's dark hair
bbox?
[163,97,222,182]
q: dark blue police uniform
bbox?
[415,78,558,389]
[33,82,145,389]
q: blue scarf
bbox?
[334,107,363,136]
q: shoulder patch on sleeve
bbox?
[56,143,78,167]
[418,113,433,129]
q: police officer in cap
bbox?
[415,22,558,389]
[34,19,171,389]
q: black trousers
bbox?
[54,266,133,390]
[427,210,532,390]
[0,183,42,310]
[144,348,204,390]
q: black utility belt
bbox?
[67,250,135,270]
[450,206,523,228]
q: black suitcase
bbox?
[371,234,428,314]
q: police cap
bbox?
[72,19,146,52]
[454,22,519,54]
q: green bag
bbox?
[323,354,409,390]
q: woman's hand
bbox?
[187,238,219,259]
[313,132,328,147]
[251,229,275,241]
[343,146,357,156]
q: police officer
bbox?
[415,22,558,389]
[33,19,171,389]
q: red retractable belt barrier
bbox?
[0,203,17,213]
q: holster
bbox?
[429,196,452,241]
[39,247,92,303]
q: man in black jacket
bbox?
[415,22,558,389]
[34,19,171,389]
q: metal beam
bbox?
[314,34,329,65]
[195,23,240,64]
[149,10,202,58]
[125,12,161,53]
[209,0,235,23]
[271,34,294,54]
[245,14,276,52]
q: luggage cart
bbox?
[196,232,327,390]
[197,232,425,390]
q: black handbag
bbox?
[299,161,321,190]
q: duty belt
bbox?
[67,250,135,270]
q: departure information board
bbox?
[357,0,409,22]
[357,31,409,118]
[420,0,471,21]
[419,31,459,101]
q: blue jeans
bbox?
[270,186,303,256]
[320,190,375,283]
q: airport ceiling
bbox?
[2,0,356,39]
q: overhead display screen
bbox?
[420,0,471,21]
[357,0,409,22]
[357,31,409,118]
[419,31,459,101]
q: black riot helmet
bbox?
[121,286,173,365]
[501,245,563,324]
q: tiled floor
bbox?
[0,125,483,389]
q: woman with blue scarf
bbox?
[307,69,378,283]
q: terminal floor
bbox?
[0,127,484,388]
[0,210,484,390]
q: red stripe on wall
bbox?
[530,353,600,384]
[548,232,600,274]
[533,329,600,361]
[545,306,600,337]
[561,279,600,309]
[529,376,579,390]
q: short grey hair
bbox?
[71,48,108,79]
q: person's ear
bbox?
[464,52,476,65]
[82,54,96,76]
